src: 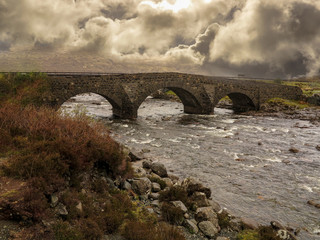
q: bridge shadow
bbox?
[60,93,113,119]
[214,93,256,114]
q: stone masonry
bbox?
[45,72,303,119]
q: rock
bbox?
[129,151,143,161]
[182,178,211,198]
[271,221,285,230]
[162,178,173,188]
[198,221,219,238]
[191,192,210,207]
[184,213,190,219]
[50,193,59,208]
[139,195,149,201]
[149,193,160,200]
[121,181,132,191]
[146,208,155,215]
[196,207,219,228]
[229,218,242,232]
[316,145,320,151]
[149,172,162,180]
[277,229,298,240]
[151,200,160,208]
[56,203,68,216]
[76,202,83,212]
[169,174,179,184]
[183,219,199,234]
[216,237,230,240]
[152,182,161,192]
[235,158,246,162]
[131,178,152,195]
[240,217,259,230]
[289,147,299,153]
[134,167,147,177]
[151,162,168,177]
[209,200,221,213]
[282,160,291,164]
[171,201,188,213]
[106,178,116,189]
[142,160,153,169]
[307,200,320,208]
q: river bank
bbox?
[60,93,320,239]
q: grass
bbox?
[0,72,50,106]
[282,80,320,97]
[267,98,310,109]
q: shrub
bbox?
[0,72,50,107]
[217,209,231,229]
[0,103,129,194]
[160,202,184,225]
[122,221,185,240]
[53,221,84,240]
[159,186,189,207]
[237,229,259,240]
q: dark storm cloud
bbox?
[0,0,320,77]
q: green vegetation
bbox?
[267,98,310,109]
[0,72,50,106]
[282,80,320,96]
[236,226,281,240]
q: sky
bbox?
[0,0,320,78]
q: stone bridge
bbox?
[46,72,303,119]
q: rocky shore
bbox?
[112,156,302,240]
[242,100,320,124]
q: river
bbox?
[62,93,320,239]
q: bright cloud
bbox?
[0,0,320,77]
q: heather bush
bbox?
[0,103,128,193]
[0,72,49,107]
[122,221,185,240]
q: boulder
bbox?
[149,193,160,200]
[191,192,210,207]
[50,193,59,208]
[131,178,152,195]
[151,162,168,177]
[56,203,68,216]
[240,217,259,230]
[134,167,147,177]
[183,219,199,234]
[142,160,153,169]
[182,178,211,198]
[307,200,320,209]
[198,221,219,238]
[120,181,132,191]
[152,182,161,193]
[195,207,219,229]
[209,199,221,213]
[289,148,299,153]
[171,201,188,213]
[162,178,173,188]
[316,145,320,151]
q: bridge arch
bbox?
[132,83,213,118]
[52,90,122,118]
[214,91,258,113]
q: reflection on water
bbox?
[62,94,320,239]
